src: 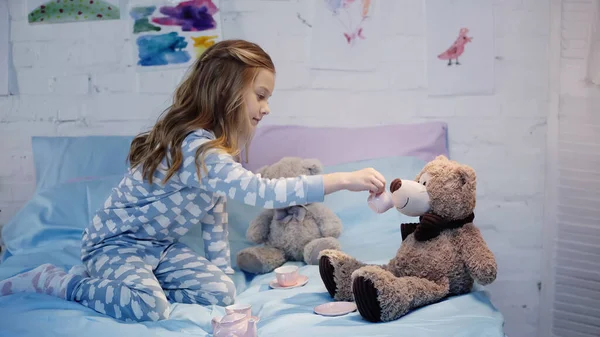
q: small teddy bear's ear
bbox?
[302,158,323,175]
[256,165,269,176]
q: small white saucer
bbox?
[314,301,357,316]
[269,274,309,289]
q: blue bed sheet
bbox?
[0,156,505,337]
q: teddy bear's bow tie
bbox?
[274,206,307,224]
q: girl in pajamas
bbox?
[0,39,386,322]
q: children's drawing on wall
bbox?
[437,28,472,66]
[129,0,222,70]
[27,0,121,24]
[324,0,371,46]
[135,32,191,67]
[191,35,218,57]
[425,0,494,96]
[130,5,161,33]
[309,0,380,71]
[150,0,218,31]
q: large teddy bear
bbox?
[318,155,497,322]
[236,157,343,274]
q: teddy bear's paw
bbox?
[304,237,341,265]
[352,266,413,322]
[353,268,451,322]
[319,255,338,298]
[352,276,382,322]
[236,247,286,274]
[474,261,497,286]
[317,248,350,261]
[318,252,365,301]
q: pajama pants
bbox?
[68,241,236,322]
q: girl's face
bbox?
[244,69,275,129]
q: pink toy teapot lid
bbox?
[218,312,246,324]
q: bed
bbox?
[0,122,505,337]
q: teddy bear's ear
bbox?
[302,158,323,175]
[455,164,476,186]
[435,155,449,162]
[256,165,269,176]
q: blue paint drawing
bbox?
[130,6,156,20]
[136,32,191,67]
[130,6,161,34]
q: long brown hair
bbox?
[128,39,275,184]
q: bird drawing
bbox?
[437,28,473,66]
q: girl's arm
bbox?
[178,134,385,208]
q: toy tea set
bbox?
[367,191,394,214]
[211,303,259,337]
[270,265,358,317]
[211,192,395,336]
[269,265,308,289]
[211,262,361,336]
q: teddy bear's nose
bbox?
[390,179,402,193]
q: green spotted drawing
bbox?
[28,0,120,24]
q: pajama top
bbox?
[80,129,325,274]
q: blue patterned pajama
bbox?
[64,129,326,321]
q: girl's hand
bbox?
[344,168,386,194]
[324,168,386,195]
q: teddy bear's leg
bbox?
[318,249,366,302]
[303,237,341,265]
[236,246,286,274]
[352,266,449,322]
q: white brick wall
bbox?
[1,0,553,336]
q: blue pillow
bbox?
[1,175,122,258]
[3,155,426,265]
[32,136,134,191]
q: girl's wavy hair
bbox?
[128,39,275,184]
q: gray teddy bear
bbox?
[236,157,343,274]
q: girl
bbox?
[0,39,386,322]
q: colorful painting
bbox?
[191,35,218,57]
[136,32,190,67]
[150,0,218,31]
[27,0,121,24]
[130,6,161,33]
[130,0,222,70]
[425,0,494,96]
[309,0,380,71]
